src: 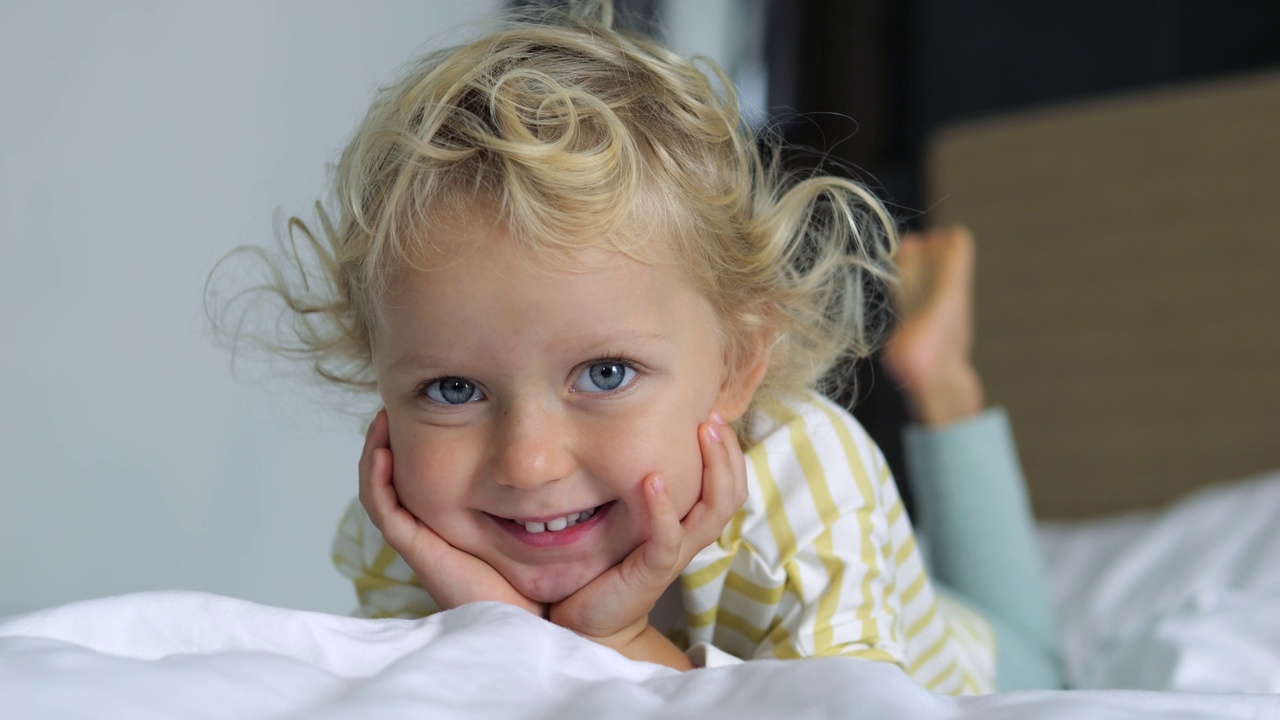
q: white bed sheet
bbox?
[1040,470,1280,693]
[3,591,1278,719]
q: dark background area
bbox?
[769,0,1280,220]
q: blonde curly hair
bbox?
[209,0,898,421]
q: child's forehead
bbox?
[396,210,678,275]
[371,218,724,342]
[369,213,719,340]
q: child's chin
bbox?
[510,566,603,604]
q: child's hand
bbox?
[358,409,547,618]
[548,412,747,664]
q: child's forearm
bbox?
[604,623,694,671]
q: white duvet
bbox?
[1,592,1275,719]
[4,472,1280,719]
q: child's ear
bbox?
[714,332,773,424]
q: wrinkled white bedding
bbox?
[1040,470,1280,694]
[2,592,1277,719]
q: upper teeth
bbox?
[519,506,598,534]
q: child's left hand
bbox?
[548,413,747,667]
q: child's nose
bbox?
[490,403,575,491]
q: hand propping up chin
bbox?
[548,412,747,667]
[358,409,547,618]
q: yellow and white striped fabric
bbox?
[332,390,996,695]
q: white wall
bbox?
[659,0,769,126]
[0,0,501,617]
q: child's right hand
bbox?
[358,409,548,618]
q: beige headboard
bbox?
[926,72,1280,519]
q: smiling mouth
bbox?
[494,502,611,534]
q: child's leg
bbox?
[884,229,984,428]
[885,227,1063,690]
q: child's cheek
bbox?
[595,417,702,526]
[388,429,469,524]
[655,420,709,521]
[669,478,703,527]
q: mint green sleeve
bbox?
[902,408,1064,690]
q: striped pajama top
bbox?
[332,389,996,694]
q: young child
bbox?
[241,1,996,691]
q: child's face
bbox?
[373,220,750,604]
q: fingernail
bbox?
[650,475,666,494]
[710,411,726,426]
[706,423,721,442]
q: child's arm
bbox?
[549,415,748,670]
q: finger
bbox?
[683,414,741,533]
[363,408,390,455]
[366,446,394,502]
[357,410,390,504]
[361,447,402,529]
[357,412,412,541]
[699,417,729,506]
[639,475,683,576]
[717,420,749,510]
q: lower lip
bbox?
[492,502,612,548]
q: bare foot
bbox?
[883,226,985,427]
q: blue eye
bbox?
[425,377,484,405]
[572,361,636,393]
